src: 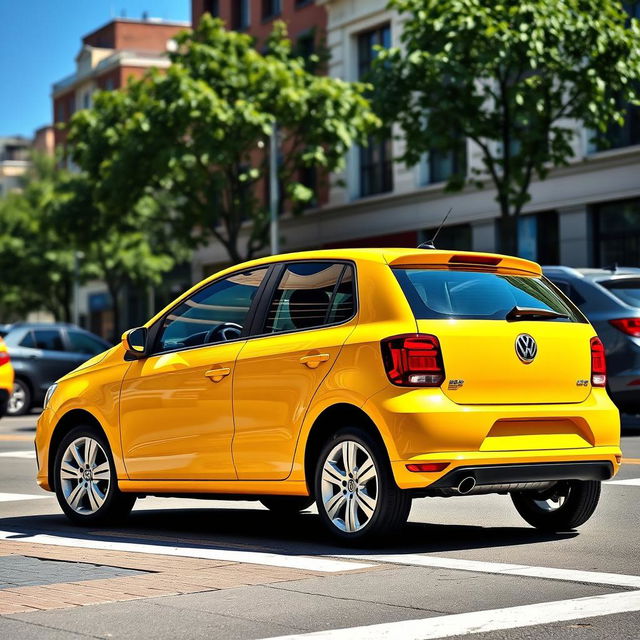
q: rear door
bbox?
[394,268,594,404]
[232,261,357,480]
[64,331,110,368]
[27,329,75,394]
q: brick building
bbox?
[52,17,189,150]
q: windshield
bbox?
[601,278,640,307]
[394,269,584,322]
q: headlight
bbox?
[43,384,58,410]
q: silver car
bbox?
[544,266,640,414]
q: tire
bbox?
[314,426,411,543]
[511,480,601,532]
[53,425,136,526]
[260,496,314,514]
[7,378,31,416]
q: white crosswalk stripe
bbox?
[0,450,36,459]
[607,477,640,486]
[0,493,51,502]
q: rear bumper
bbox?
[415,460,613,496]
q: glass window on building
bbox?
[516,211,559,264]
[422,223,472,251]
[262,0,281,19]
[203,0,219,17]
[594,198,640,267]
[231,0,250,30]
[357,25,393,198]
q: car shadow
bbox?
[0,507,574,559]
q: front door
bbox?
[233,261,357,480]
[120,267,269,480]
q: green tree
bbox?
[53,175,189,338]
[0,154,76,322]
[375,0,640,254]
[68,16,379,263]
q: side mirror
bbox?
[122,327,148,358]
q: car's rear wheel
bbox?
[314,427,411,543]
[260,496,314,514]
[7,379,31,416]
[511,480,601,531]
[54,426,136,525]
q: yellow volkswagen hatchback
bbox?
[36,249,621,541]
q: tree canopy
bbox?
[68,16,379,263]
[375,0,640,253]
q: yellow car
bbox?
[35,249,621,541]
[0,337,14,418]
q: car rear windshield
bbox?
[394,269,584,321]
[601,278,640,307]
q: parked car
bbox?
[0,337,14,418]
[3,323,111,416]
[543,266,640,414]
[0,324,12,338]
[36,249,620,542]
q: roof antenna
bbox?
[418,207,453,250]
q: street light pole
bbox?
[269,122,279,255]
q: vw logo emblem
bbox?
[515,334,537,363]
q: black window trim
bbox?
[143,258,359,358]
[246,258,359,341]
[146,264,276,357]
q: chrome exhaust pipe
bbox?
[457,476,476,495]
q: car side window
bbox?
[550,280,586,307]
[19,331,36,348]
[265,262,355,334]
[156,267,268,353]
[32,329,65,351]
[67,332,108,356]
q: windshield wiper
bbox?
[505,306,569,322]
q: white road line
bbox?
[607,478,640,486]
[0,450,36,459]
[336,553,640,589]
[259,590,640,640]
[0,493,50,503]
[0,530,372,573]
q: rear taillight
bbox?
[590,337,607,387]
[381,334,445,387]
[609,318,640,337]
[0,352,9,367]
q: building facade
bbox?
[52,17,189,150]
[51,16,190,339]
[191,0,640,278]
[0,136,31,197]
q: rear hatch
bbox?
[392,253,594,405]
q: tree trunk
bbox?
[498,214,518,256]
[106,281,121,344]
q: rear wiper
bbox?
[505,306,569,322]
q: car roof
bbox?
[231,248,541,274]
[542,265,640,282]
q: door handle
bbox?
[205,366,231,382]
[299,353,330,369]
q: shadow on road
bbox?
[0,506,574,559]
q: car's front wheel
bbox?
[314,427,411,543]
[54,426,136,525]
[511,480,601,532]
[7,379,31,416]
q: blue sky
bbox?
[0,1,190,138]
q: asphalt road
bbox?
[0,412,639,639]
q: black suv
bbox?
[3,323,111,416]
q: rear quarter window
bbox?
[394,269,584,322]
[600,278,640,307]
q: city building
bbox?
[191,0,640,277]
[51,15,190,339]
[32,126,55,157]
[52,16,189,151]
[0,136,31,197]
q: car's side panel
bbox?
[120,341,245,480]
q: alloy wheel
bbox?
[8,381,26,415]
[320,440,378,533]
[532,483,570,512]
[59,437,111,514]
